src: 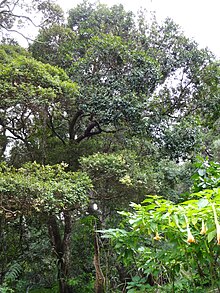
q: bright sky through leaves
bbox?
[57,0,220,58]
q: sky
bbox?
[55,0,220,58]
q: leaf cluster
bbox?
[102,160,220,290]
[0,162,92,214]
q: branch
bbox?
[76,121,102,143]
[5,126,34,160]
[69,109,83,140]
[0,0,8,7]
[47,110,66,145]
[94,230,105,292]
[62,211,72,254]
[0,25,46,44]
[1,26,35,42]
[11,0,19,12]
[0,205,18,217]
[6,126,27,142]
[1,12,40,28]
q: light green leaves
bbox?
[102,174,220,290]
[0,44,79,161]
[0,162,92,214]
[198,197,209,208]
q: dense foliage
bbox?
[102,159,220,292]
[0,0,220,292]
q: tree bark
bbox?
[48,212,73,293]
[94,232,105,293]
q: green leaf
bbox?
[207,230,216,243]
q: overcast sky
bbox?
[56,0,220,58]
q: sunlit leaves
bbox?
[80,151,157,205]
[0,44,78,162]
[102,160,220,290]
[0,50,77,102]
[0,162,92,214]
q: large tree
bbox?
[30,1,216,162]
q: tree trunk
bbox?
[59,278,73,293]
[94,232,105,293]
[48,212,73,293]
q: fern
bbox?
[4,262,22,283]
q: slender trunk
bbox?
[48,213,73,293]
[94,232,105,293]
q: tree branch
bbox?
[69,109,83,140]
[47,110,66,145]
[0,12,40,27]
[76,121,102,143]
[1,26,36,42]
[0,0,8,7]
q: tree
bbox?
[0,161,92,292]
[67,1,135,38]
[30,2,215,162]
[80,151,158,213]
[0,0,64,44]
[32,29,162,144]
[0,44,78,165]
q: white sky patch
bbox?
[93,203,98,210]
